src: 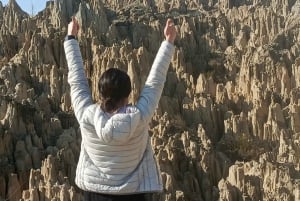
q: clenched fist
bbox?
[68,16,80,37]
[164,19,177,44]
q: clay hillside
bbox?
[0,0,300,200]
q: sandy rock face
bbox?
[0,0,300,200]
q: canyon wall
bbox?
[0,0,300,200]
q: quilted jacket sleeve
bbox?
[64,39,93,123]
[136,41,175,123]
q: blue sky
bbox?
[0,0,46,15]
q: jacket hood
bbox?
[93,108,142,144]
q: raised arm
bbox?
[136,19,177,122]
[64,17,93,122]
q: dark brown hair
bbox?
[98,68,131,112]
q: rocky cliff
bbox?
[0,0,300,200]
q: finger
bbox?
[167,18,172,26]
[166,18,173,26]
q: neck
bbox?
[102,105,126,114]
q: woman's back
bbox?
[64,18,176,197]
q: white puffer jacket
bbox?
[64,39,175,194]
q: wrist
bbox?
[166,38,174,44]
[65,35,76,41]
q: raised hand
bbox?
[68,16,80,37]
[164,18,177,44]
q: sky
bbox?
[0,0,46,15]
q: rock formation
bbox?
[0,0,300,200]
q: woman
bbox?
[64,17,176,201]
